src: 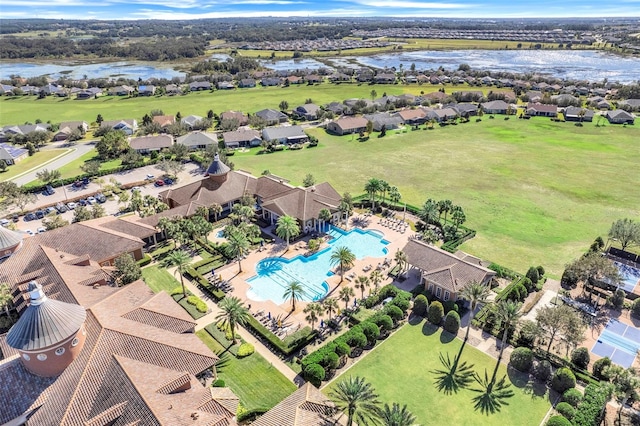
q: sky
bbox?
[1,0,639,20]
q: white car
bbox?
[0,219,9,227]
[86,196,97,205]
[146,174,155,180]
[37,227,46,233]
[131,186,141,192]
[67,202,77,210]
[25,230,35,236]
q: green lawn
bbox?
[325,320,553,425]
[0,148,69,181]
[197,330,296,412]
[0,84,511,126]
[229,118,640,277]
[141,265,181,293]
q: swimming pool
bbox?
[247,227,389,304]
[614,261,640,292]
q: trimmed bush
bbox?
[611,289,626,309]
[572,383,612,426]
[335,341,351,358]
[551,367,576,393]
[546,415,571,426]
[510,347,534,372]
[389,295,411,312]
[360,321,381,345]
[562,388,583,407]
[372,314,394,332]
[442,300,459,314]
[428,301,444,324]
[444,311,460,334]
[555,402,575,420]
[537,265,546,276]
[413,294,429,316]
[303,363,325,386]
[237,343,255,358]
[384,305,404,323]
[632,299,640,319]
[212,379,225,387]
[533,360,553,382]
[325,352,340,370]
[592,356,612,380]
[170,286,184,296]
[526,266,540,284]
[570,347,590,370]
[346,332,368,349]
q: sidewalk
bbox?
[167,266,301,384]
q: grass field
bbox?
[228,118,640,277]
[141,265,180,293]
[197,330,296,412]
[0,148,69,182]
[0,84,511,126]
[324,320,553,425]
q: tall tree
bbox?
[564,252,621,298]
[276,215,300,251]
[323,297,339,322]
[210,203,223,222]
[226,229,250,273]
[303,302,323,329]
[42,212,69,230]
[604,365,640,423]
[0,283,13,317]
[216,296,249,345]
[318,208,332,230]
[279,100,289,111]
[536,304,585,356]
[35,168,61,185]
[379,403,416,426]
[331,246,356,283]
[394,249,408,273]
[283,281,307,312]
[419,199,439,225]
[364,178,382,211]
[494,300,522,361]
[388,186,402,205]
[339,286,355,310]
[113,253,141,286]
[459,282,491,341]
[330,376,381,426]
[302,173,316,188]
[608,218,640,251]
[356,275,370,299]
[369,269,383,294]
[166,250,191,297]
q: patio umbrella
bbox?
[320,319,324,328]
[268,312,271,320]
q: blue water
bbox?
[614,261,640,292]
[247,227,389,304]
[215,230,225,239]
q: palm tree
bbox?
[215,296,249,345]
[329,376,381,426]
[379,403,416,426]
[331,246,356,282]
[166,250,191,297]
[226,229,250,273]
[364,178,382,212]
[604,365,640,423]
[210,202,223,222]
[394,249,408,274]
[303,302,323,329]
[356,275,370,299]
[379,180,390,207]
[0,283,13,317]
[323,297,339,322]
[471,367,515,415]
[459,282,491,342]
[339,286,355,310]
[419,199,439,225]
[318,208,332,231]
[432,351,476,395]
[338,200,351,228]
[276,215,300,251]
[495,300,522,361]
[388,186,401,206]
[369,270,383,294]
[283,281,307,312]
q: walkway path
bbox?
[166,266,301,384]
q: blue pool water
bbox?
[215,230,225,239]
[614,261,640,292]
[247,227,389,304]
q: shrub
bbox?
[562,388,583,407]
[442,300,458,314]
[384,305,404,323]
[428,301,444,324]
[413,295,429,316]
[212,379,225,387]
[572,384,612,426]
[537,265,546,276]
[237,343,255,358]
[526,266,540,284]
[303,363,325,386]
[378,284,400,300]
[195,301,207,313]
[324,352,340,370]
[389,295,411,312]
[522,277,534,293]
[533,360,553,382]
[555,402,575,420]
[335,341,351,358]
[552,367,576,393]
[373,314,394,332]
[632,299,640,319]
[611,289,626,309]
[510,347,534,372]
[546,415,571,426]
[444,311,460,334]
[570,347,590,370]
[592,357,611,380]
[360,321,380,345]
[170,286,184,296]
[346,332,368,349]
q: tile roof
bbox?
[331,116,368,132]
[253,383,335,426]
[152,115,176,127]
[260,182,341,223]
[402,239,495,293]
[262,125,307,142]
[129,134,173,151]
[223,128,261,144]
[0,356,54,424]
[176,131,218,147]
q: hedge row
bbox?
[488,262,520,279]
[533,349,600,386]
[571,383,612,426]
[204,324,240,356]
[242,314,316,356]
[184,266,226,301]
[136,253,152,267]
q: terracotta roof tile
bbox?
[253,383,335,426]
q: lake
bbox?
[0,61,185,81]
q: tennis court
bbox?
[591,319,640,368]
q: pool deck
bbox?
[210,214,413,336]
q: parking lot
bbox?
[8,162,203,234]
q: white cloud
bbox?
[346,0,471,8]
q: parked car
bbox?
[86,196,97,205]
[131,186,141,192]
[163,178,174,185]
[46,185,55,195]
[56,203,68,213]
[78,199,87,206]
[95,193,106,203]
[24,213,36,221]
[146,174,155,180]
[0,219,9,227]
[25,230,35,236]
[35,210,45,219]
[73,181,83,188]
[44,207,57,215]
[67,202,77,210]
[37,227,46,233]
[154,180,165,187]
[12,214,19,222]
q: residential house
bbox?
[129,134,173,153]
[238,78,256,88]
[137,85,155,96]
[220,111,249,126]
[108,85,135,96]
[526,103,558,117]
[165,83,183,95]
[428,107,459,122]
[222,128,262,148]
[454,103,479,117]
[563,107,594,122]
[325,101,347,116]
[181,115,205,129]
[261,77,283,87]
[0,84,16,96]
[40,83,66,97]
[480,100,509,115]
[255,109,288,126]
[75,87,102,100]
[423,91,448,103]
[189,81,212,91]
[0,143,28,165]
[305,74,322,84]
[285,76,303,85]
[363,112,404,131]
[102,119,138,135]
[60,121,89,133]
[326,116,368,135]
[394,108,428,125]
[176,132,218,150]
[217,81,235,90]
[618,99,640,111]
[402,239,496,302]
[374,73,396,84]
[606,109,635,124]
[262,126,308,145]
[328,72,351,83]
[52,127,76,141]
[293,103,321,120]
[152,115,176,128]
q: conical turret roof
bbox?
[7,281,86,351]
[0,225,23,251]
[205,153,230,177]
